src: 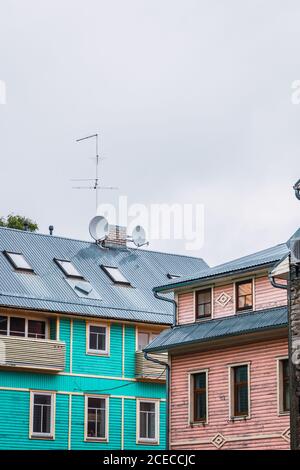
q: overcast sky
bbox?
[1,0,300,266]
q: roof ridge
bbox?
[0,226,207,262]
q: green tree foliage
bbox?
[0,214,38,232]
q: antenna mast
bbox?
[72,133,117,210]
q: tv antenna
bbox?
[72,133,117,209]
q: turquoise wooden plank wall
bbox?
[0,317,166,450]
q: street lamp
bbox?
[293,179,300,200]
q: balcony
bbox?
[135,351,167,381]
[0,336,65,372]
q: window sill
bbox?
[229,415,250,421]
[86,351,110,357]
[278,411,290,417]
[30,435,54,440]
[138,440,159,446]
[85,438,108,443]
[189,421,207,427]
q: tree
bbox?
[0,214,38,232]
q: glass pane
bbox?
[42,404,51,434]
[238,282,252,296]
[138,332,150,350]
[33,404,42,433]
[10,317,25,336]
[88,397,104,409]
[198,290,211,304]
[235,365,248,383]
[195,392,206,420]
[34,394,51,405]
[89,326,106,351]
[104,266,129,284]
[56,259,82,278]
[237,384,248,414]
[98,408,106,438]
[89,332,98,350]
[140,402,155,412]
[0,316,8,335]
[90,325,106,335]
[194,373,206,389]
[88,409,96,438]
[7,252,33,270]
[28,320,46,339]
[148,412,155,439]
[140,412,147,438]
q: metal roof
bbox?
[144,306,288,352]
[0,227,208,324]
[154,242,289,292]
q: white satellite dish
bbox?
[132,225,147,247]
[89,215,109,242]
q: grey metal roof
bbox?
[144,306,288,352]
[0,227,208,324]
[154,242,289,292]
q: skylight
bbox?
[4,251,34,272]
[101,265,130,285]
[167,273,181,280]
[54,259,83,279]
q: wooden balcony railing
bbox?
[0,336,65,372]
[135,351,167,381]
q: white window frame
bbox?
[194,286,214,321]
[136,328,161,352]
[188,369,209,425]
[84,395,109,442]
[228,362,251,420]
[86,322,110,356]
[0,313,48,339]
[136,398,160,445]
[3,250,34,272]
[54,258,84,279]
[30,391,56,439]
[101,265,131,285]
[277,356,290,416]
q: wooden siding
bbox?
[135,351,167,381]
[0,315,167,450]
[177,275,287,324]
[170,338,289,450]
[0,336,65,372]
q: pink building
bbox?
[145,242,291,450]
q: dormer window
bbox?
[236,279,253,312]
[101,265,130,285]
[3,251,34,272]
[54,259,83,279]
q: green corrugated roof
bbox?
[144,306,288,352]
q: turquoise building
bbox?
[0,225,206,449]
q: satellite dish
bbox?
[89,215,109,242]
[132,225,147,247]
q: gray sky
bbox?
[1,0,300,267]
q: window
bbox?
[31,392,55,438]
[137,331,159,351]
[196,289,212,319]
[85,396,107,441]
[87,324,109,354]
[54,258,83,279]
[3,251,34,272]
[101,265,130,285]
[28,320,46,339]
[279,359,290,413]
[0,315,46,339]
[231,364,249,418]
[236,280,253,312]
[191,372,208,423]
[10,317,25,337]
[138,400,159,443]
[0,316,8,335]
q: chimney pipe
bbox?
[24,222,29,231]
[49,225,54,236]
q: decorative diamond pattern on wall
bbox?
[281,427,290,442]
[216,292,231,307]
[211,433,226,449]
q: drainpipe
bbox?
[268,272,288,290]
[144,290,177,451]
